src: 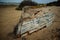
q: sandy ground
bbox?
[0,6,60,40]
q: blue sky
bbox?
[0,0,57,3]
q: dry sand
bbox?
[0,6,60,40]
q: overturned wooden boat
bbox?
[13,6,55,37]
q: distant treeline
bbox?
[47,1,60,6]
[0,0,60,10]
[17,0,60,10]
[0,2,19,5]
[17,1,38,10]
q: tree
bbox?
[58,0,60,1]
[17,0,38,10]
[23,0,32,1]
[47,0,60,6]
